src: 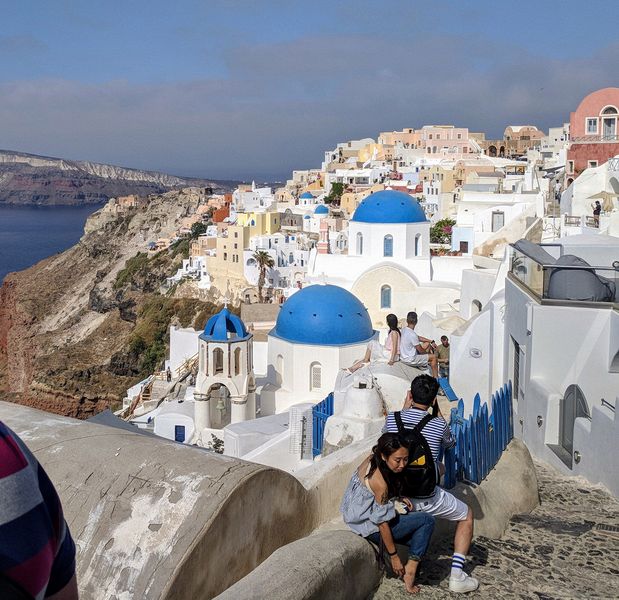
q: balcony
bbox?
[570,134,619,144]
[508,240,619,307]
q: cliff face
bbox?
[0,149,237,205]
[0,189,219,418]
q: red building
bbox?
[566,87,619,185]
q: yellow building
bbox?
[340,184,383,216]
[235,211,281,236]
[207,225,250,282]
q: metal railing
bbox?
[444,382,513,488]
[312,392,334,457]
[570,134,619,143]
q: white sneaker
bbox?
[449,572,479,593]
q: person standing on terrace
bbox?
[341,433,435,594]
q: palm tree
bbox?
[253,250,274,302]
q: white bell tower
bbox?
[193,307,255,446]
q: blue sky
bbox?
[0,0,617,180]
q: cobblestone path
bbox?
[373,460,619,599]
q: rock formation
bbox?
[0,188,222,417]
[0,149,236,205]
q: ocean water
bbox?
[0,204,101,283]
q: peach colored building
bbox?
[566,87,619,184]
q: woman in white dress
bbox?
[347,313,400,373]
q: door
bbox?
[174,425,186,443]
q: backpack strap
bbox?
[412,413,433,435]
[393,411,406,435]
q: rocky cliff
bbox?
[0,149,236,205]
[0,189,221,418]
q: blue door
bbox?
[174,425,186,443]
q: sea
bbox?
[0,204,102,284]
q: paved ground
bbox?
[374,460,619,599]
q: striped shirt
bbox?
[383,408,455,461]
[0,421,76,599]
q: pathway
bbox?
[373,460,619,599]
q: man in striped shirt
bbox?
[384,375,479,593]
[0,421,78,599]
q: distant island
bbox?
[0,148,238,206]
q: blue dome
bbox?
[201,307,249,342]
[314,204,329,214]
[352,190,427,223]
[300,192,314,199]
[271,285,375,346]
[303,214,311,219]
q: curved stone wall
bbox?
[0,402,311,600]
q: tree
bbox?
[324,182,345,206]
[253,250,274,302]
[430,218,456,244]
[190,221,208,238]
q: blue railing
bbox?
[444,381,513,488]
[312,392,334,457]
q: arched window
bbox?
[276,354,284,385]
[213,348,224,374]
[310,362,322,391]
[383,235,393,257]
[471,299,482,314]
[380,285,391,309]
[356,232,363,255]
[414,233,421,256]
[601,106,618,115]
[234,347,241,376]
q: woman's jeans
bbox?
[368,511,435,561]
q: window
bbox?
[491,211,505,232]
[586,118,598,135]
[213,348,224,374]
[276,354,284,385]
[512,338,520,401]
[356,232,363,255]
[383,235,393,257]
[567,160,574,174]
[310,362,322,391]
[457,133,462,140]
[234,231,238,238]
[414,233,422,256]
[223,252,228,260]
[602,117,616,137]
[380,285,391,309]
[471,299,482,314]
[588,160,598,168]
[234,347,241,375]
[601,106,618,115]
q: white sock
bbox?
[451,552,466,579]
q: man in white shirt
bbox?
[399,311,439,378]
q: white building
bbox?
[259,284,377,414]
[193,308,256,444]
[449,235,619,496]
[307,189,472,327]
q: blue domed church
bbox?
[307,189,464,329]
[260,284,376,414]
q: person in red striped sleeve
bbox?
[0,420,78,599]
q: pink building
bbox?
[420,126,475,155]
[567,87,619,183]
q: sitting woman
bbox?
[340,433,435,594]
[347,313,400,373]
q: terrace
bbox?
[508,238,619,307]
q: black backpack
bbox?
[394,411,438,498]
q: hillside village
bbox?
[2,87,619,599]
[115,87,619,497]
